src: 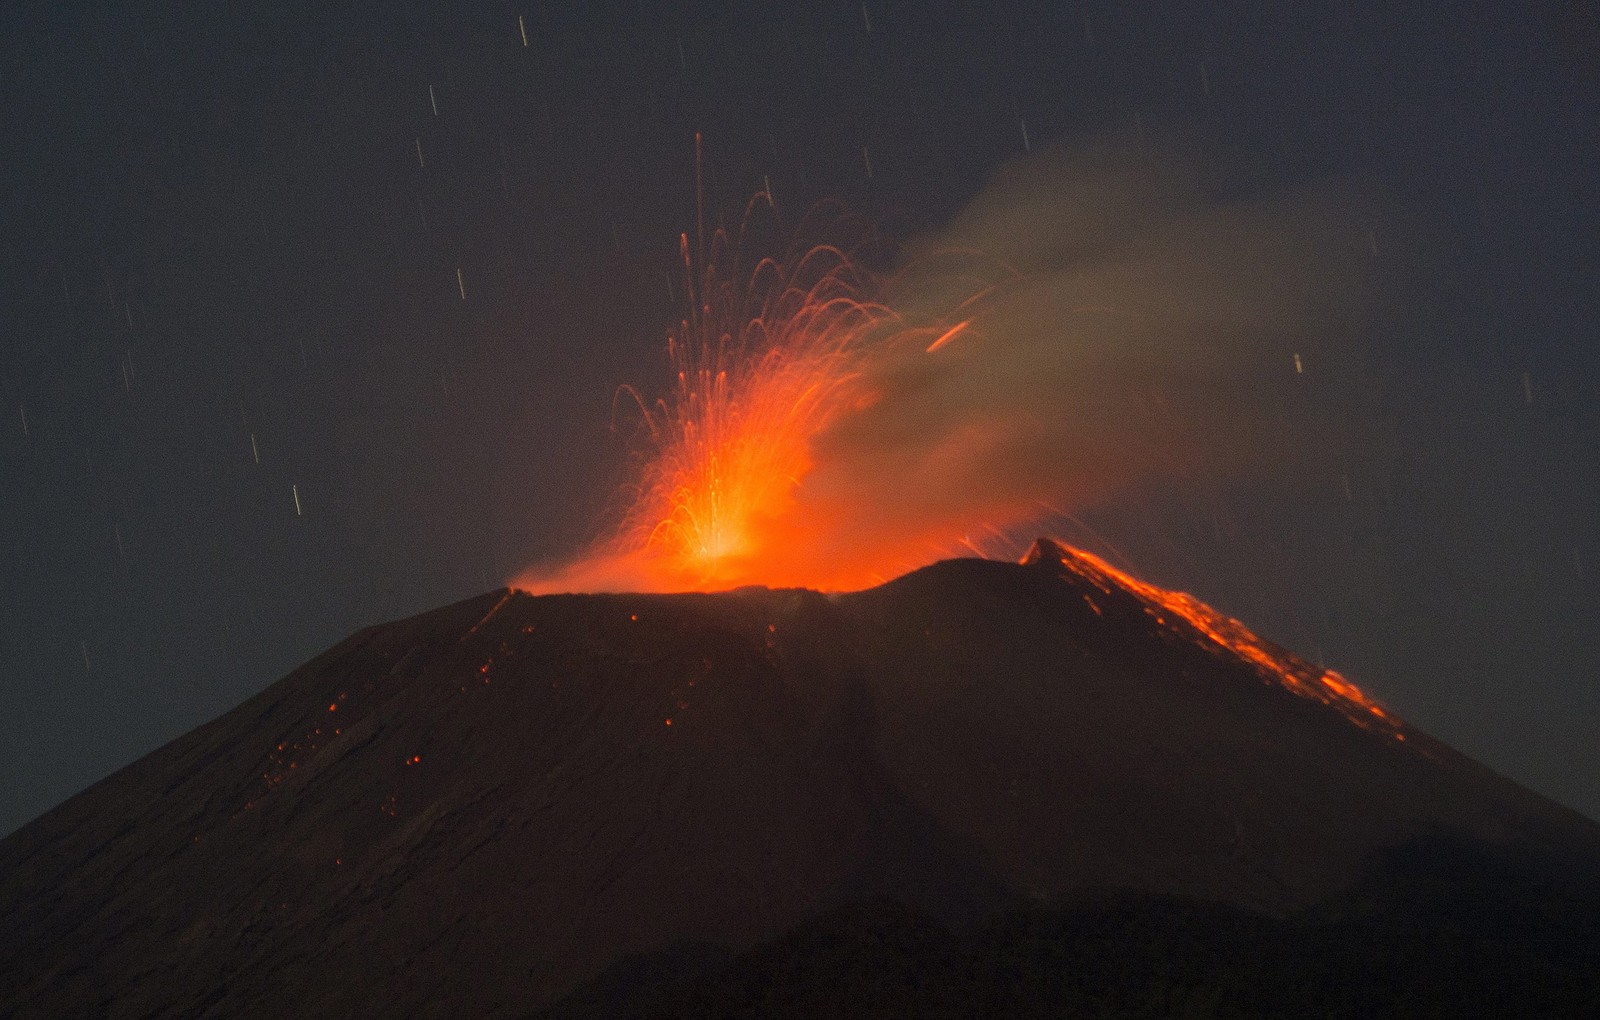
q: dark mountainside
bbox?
[4,540,1598,1017]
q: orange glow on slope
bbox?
[1023,538,1402,736]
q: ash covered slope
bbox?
[3,542,1598,1017]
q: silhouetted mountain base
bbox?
[543,833,1600,1018]
[6,548,1600,1015]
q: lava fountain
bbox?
[516,190,993,594]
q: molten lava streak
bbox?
[1023,538,1402,737]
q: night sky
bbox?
[3,1,1597,836]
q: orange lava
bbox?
[1024,538,1402,736]
[627,234,890,588]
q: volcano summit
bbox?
[4,541,1598,1016]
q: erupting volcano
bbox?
[11,151,1600,1017]
[10,0,1598,1011]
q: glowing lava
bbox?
[622,232,893,588]
[1023,538,1402,736]
[517,195,982,594]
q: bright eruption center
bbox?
[518,209,975,594]
[632,235,890,587]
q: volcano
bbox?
[4,540,1598,1016]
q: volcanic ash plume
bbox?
[516,137,1377,594]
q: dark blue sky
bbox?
[2,0,1597,835]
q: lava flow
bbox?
[1023,537,1401,736]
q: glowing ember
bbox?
[1023,538,1403,736]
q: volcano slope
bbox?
[3,539,1599,1016]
